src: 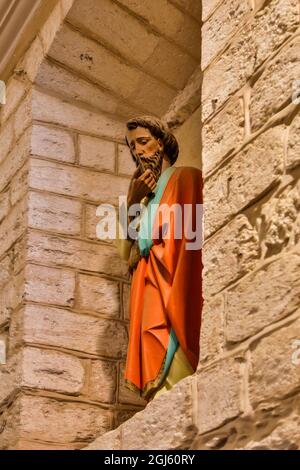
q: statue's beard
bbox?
[137,151,164,183]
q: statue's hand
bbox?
[127,168,157,207]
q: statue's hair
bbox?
[125,115,179,165]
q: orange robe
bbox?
[124,166,203,401]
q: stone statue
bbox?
[115,116,203,403]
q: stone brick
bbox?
[18,395,111,443]
[47,25,176,116]
[198,295,225,366]
[257,180,300,256]
[202,0,299,120]
[205,126,284,237]
[173,105,202,168]
[202,0,252,70]
[31,124,75,163]
[226,250,300,343]
[204,215,260,297]
[35,60,136,118]
[22,304,128,359]
[114,410,138,428]
[88,359,117,403]
[27,230,128,278]
[16,36,44,83]
[118,362,147,407]
[122,376,196,449]
[84,428,121,450]
[249,315,300,405]
[21,347,85,394]
[202,0,222,22]
[78,135,115,172]
[14,92,32,141]
[122,283,131,321]
[242,407,300,450]
[10,162,29,206]
[32,88,126,140]
[24,264,75,307]
[0,255,11,289]
[77,274,120,317]
[0,78,27,127]
[29,158,130,206]
[196,357,242,434]
[251,38,300,131]
[39,1,63,54]
[117,0,201,60]
[0,128,31,193]
[0,271,24,326]
[203,98,244,175]
[118,144,135,176]
[287,111,300,170]
[0,197,27,258]
[28,191,81,235]
[171,0,202,22]
[0,190,10,223]
[0,118,14,166]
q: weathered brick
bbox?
[257,180,300,256]
[249,315,300,405]
[205,126,284,237]
[204,215,260,297]
[0,128,31,193]
[171,0,202,22]
[0,197,27,258]
[0,118,14,166]
[31,124,75,163]
[28,191,81,235]
[0,255,11,289]
[118,362,147,407]
[88,359,117,403]
[116,0,201,60]
[18,395,111,443]
[198,295,225,366]
[0,78,27,127]
[32,88,126,140]
[287,111,300,170]
[78,135,115,172]
[196,357,242,434]
[16,36,44,83]
[84,428,121,450]
[10,162,29,206]
[202,0,252,69]
[47,25,176,116]
[14,92,32,141]
[203,98,244,175]
[21,347,85,394]
[122,376,196,449]
[251,38,300,131]
[226,250,300,343]
[202,0,299,120]
[0,271,24,326]
[27,230,128,278]
[29,158,129,206]
[24,264,75,307]
[118,144,135,176]
[39,1,63,54]
[0,190,10,223]
[22,304,128,359]
[77,274,120,317]
[202,0,222,22]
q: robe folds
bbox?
[124,165,204,401]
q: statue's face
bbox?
[126,126,164,181]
